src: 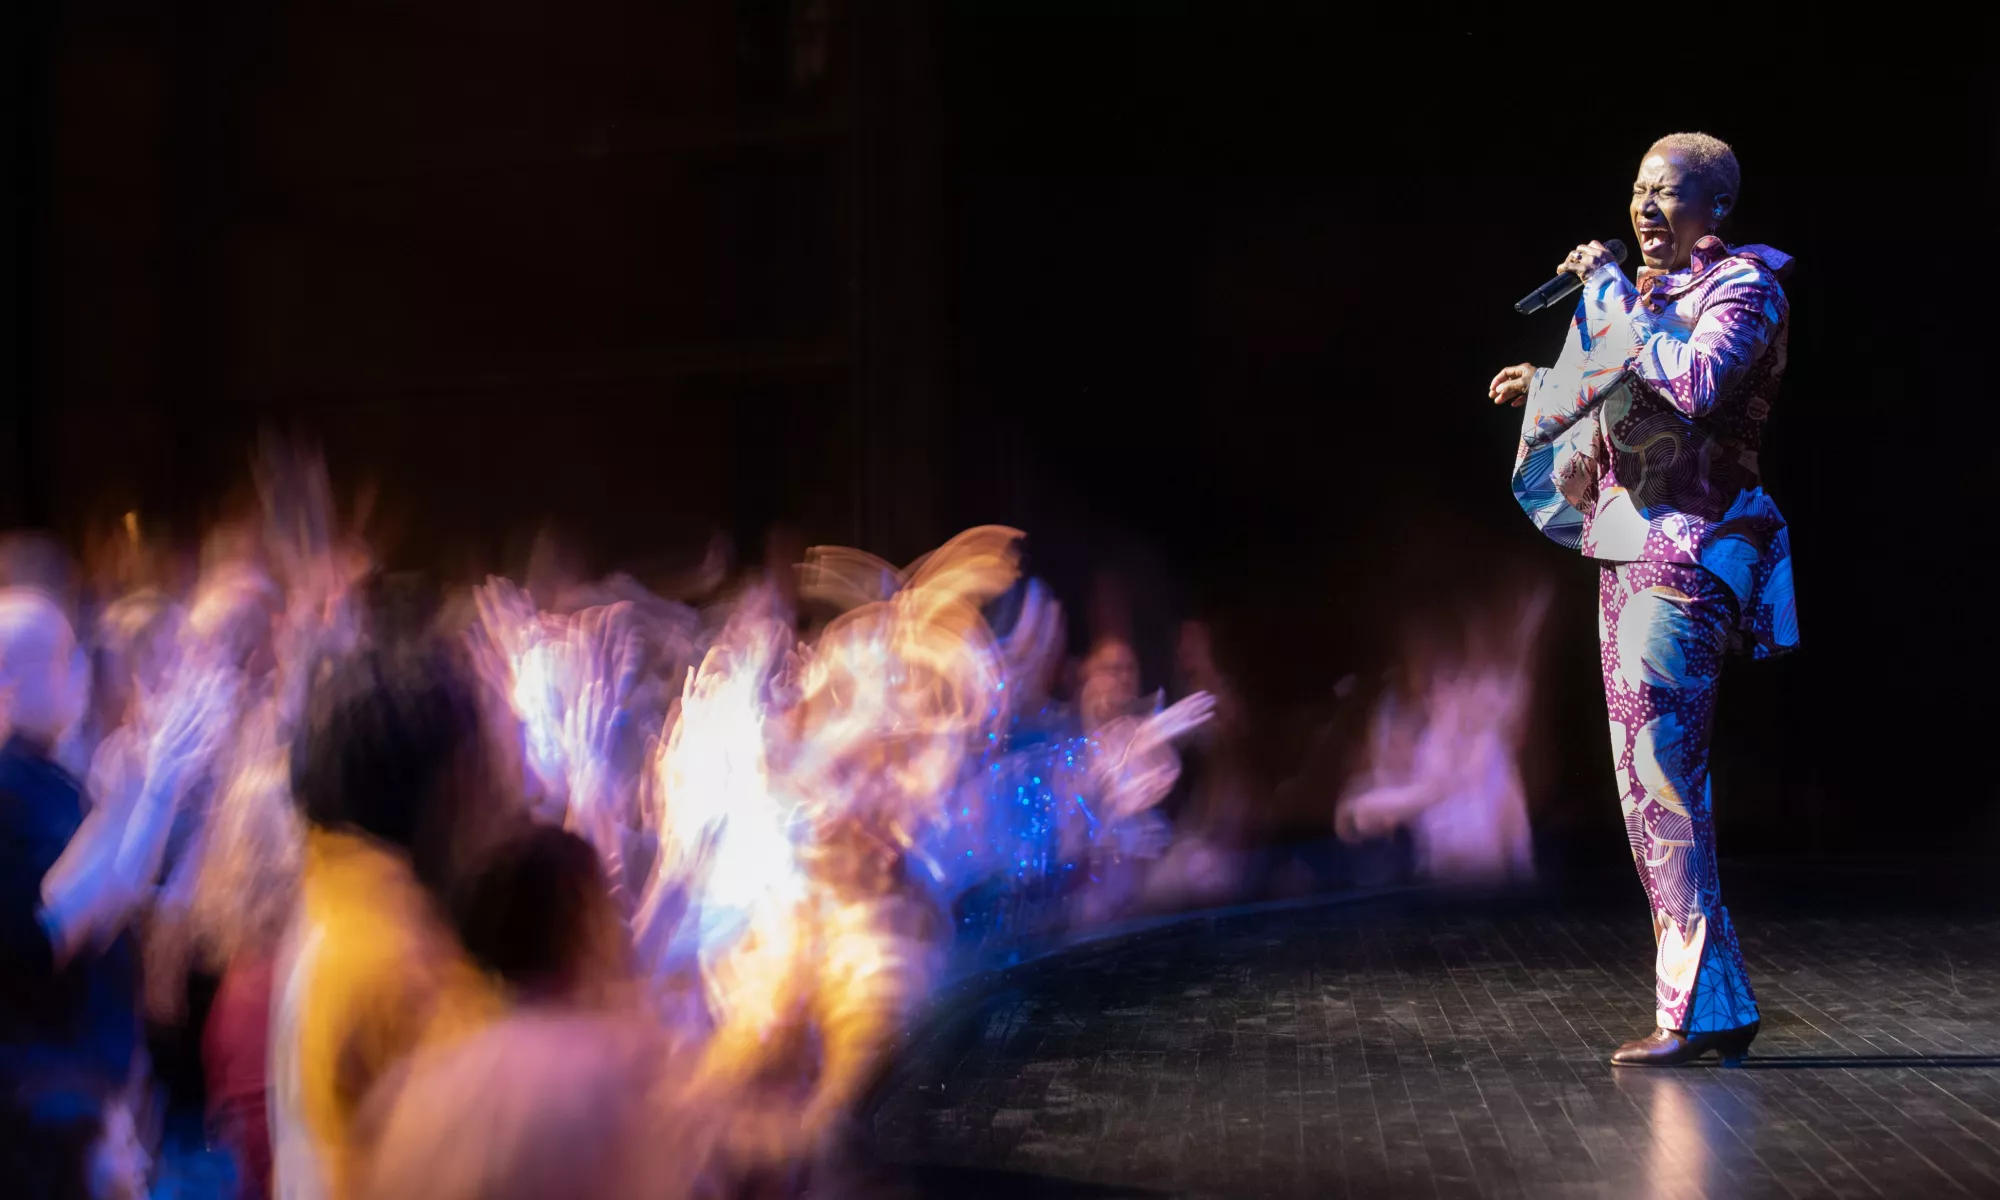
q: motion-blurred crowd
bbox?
[0,444,1238,1199]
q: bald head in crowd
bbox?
[0,589,89,750]
[0,534,76,608]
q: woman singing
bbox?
[1488,132,1799,1066]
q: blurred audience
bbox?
[268,636,506,1200]
[450,825,631,1009]
[0,443,1561,1200]
[352,1013,720,1200]
[1,1077,151,1200]
[0,587,206,1198]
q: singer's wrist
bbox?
[1523,366,1548,411]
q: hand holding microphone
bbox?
[1492,236,1632,406]
[1514,237,1628,314]
[1559,239,1620,279]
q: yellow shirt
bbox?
[269,830,504,1200]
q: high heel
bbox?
[1610,1020,1759,1067]
[1713,1021,1759,1067]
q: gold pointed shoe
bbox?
[1610,1021,1759,1067]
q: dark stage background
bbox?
[7,4,1995,863]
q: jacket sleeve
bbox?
[1629,261,1786,419]
[0,814,58,984]
[1521,263,1643,447]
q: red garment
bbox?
[202,956,274,1200]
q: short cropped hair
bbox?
[450,825,616,998]
[291,634,480,881]
[0,588,76,712]
[0,533,75,609]
[1651,131,1741,200]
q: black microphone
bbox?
[1513,239,1628,314]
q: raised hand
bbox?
[999,580,1064,704]
[1557,239,1618,280]
[558,604,646,874]
[142,665,238,805]
[1137,690,1218,750]
[484,578,541,650]
[115,664,239,887]
[563,605,639,763]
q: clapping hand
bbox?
[115,664,238,888]
[140,666,237,807]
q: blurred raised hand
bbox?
[1091,691,1217,826]
[1137,690,1217,750]
[998,579,1065,712]
[119,664,240,882]
[472,576,541,670]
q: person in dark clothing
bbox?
[0,1076,151,1200]
[0,734,141,1097]
[0,589,207,1197]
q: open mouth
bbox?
[1637,226,1672,255]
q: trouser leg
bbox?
[1598,562,1759,1034]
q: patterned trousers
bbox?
[1599,561,1759,1034]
